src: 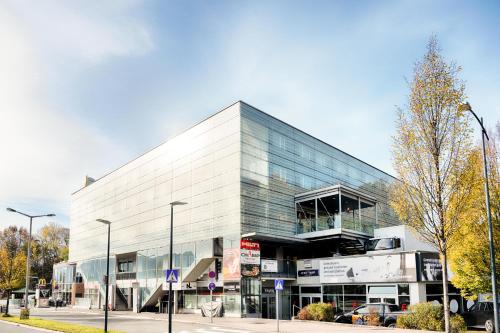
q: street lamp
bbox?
[6,207,55,310]
[168,201,186,333]
[96,219,111,333]
[459,102,499,333]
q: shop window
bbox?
[344,295,366,310]
[300,286,321,294]
[323,285,342,294]
[344,285,366,295]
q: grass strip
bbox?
[0,316,123,333]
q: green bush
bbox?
[450,315,467,333]
[396,302,443,331]
[19,309,30,320]
[297,303,335,322]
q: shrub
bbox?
[1,313,12,318]
[19,309,30,320]
[397,313,418,329]
[450,315,467,333]
[297,306,311,320]
[396,302,443,331]
[297,303,335,322]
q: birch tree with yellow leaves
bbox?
[391,36,473,333]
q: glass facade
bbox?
[68,101,399,314]
[240,103,399,238]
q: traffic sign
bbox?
[165,269,179,283]
[208,282,216,291]
[274,279,284,291]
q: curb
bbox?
[0,319,60,332]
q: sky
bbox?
[1,0,499,230]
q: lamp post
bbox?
[6,208,55,310]
[459,102,499,333]
[168,201,186,333]
[96,219,111,333]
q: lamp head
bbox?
[170,201,187,206]
[6,207,16,213]
[458,102,472,112]
[96,218,111,225]
[47,214,56,217]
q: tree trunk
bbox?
[5,289,10,315]
[441,250,450,333]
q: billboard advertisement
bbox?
[223,248,240,281]
[240,240,260,278]
[419,252,443,281]
[320,253,416,283]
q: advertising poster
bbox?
[419,253,443,281]
[320,253,416,283]
[223,248,240,281]
[261,259,278,273]
[240,240,260,278]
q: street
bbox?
[10,308,423,333]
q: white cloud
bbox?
[0,1,152,229]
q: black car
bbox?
[334,303,405,327]
[462,302,498,333]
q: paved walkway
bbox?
[24,307,427,333]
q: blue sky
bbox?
[1,0,499,229]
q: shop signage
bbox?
[320,253,416,284]
[262,259,278,273]
[240,240,261,278]
[298,269,319,277]
[419,253,443,281]
[240,240,261,264]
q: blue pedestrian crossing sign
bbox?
[274,279,284,291]
[165,269,179,283]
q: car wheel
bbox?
[387,322,397,328]
[485,319,494,333]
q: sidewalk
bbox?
[31,307,427,333]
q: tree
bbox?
[391,36,473,333]
[449,124,500,298]
[0,226,27,315]
[31,223,69,283]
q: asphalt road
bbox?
[24,310,257,333]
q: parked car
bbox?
[462,302,498,333]
[334,303,406,327]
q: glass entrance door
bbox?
[262,296,276,319]
[300,295,321,308]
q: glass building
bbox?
[68,101,402,317]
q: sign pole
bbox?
[276,288,279,332]
[210,289,213,323]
